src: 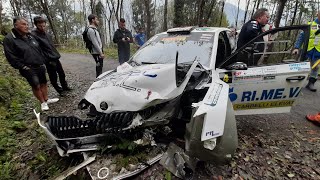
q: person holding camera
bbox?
[113,18,133,64]
[32,16,72,96]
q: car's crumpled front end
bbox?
[36,60,214,156]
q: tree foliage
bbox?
[2,0,320,46]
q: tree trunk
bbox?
[119,0,123,18]
[174,0,184,27]
[0,0,2,33]
[270,2,277,22]
[235,0,240,28]
[297,5,304,25]
[144,0,151,39]
[9,0,19,16]
[106,0,115,43]
[288,0,299,37]
[255,0,261,10]
[60,1,68,43]
[204,0,216,26]
[284,3,290,26]
[90,0,96,14]
[82,0,86,25]
[250,0,257,18]
[219,1,225,26]
[243,0,250,23]
[39,0,60,44]
[274,0,288,28]
[115,0,120,23]
[163,0,168,31]
[197,0,205,26]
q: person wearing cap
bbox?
[3,17,58,111]
[31,16,72,96]
[113,18,133,64]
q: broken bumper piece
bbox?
[34,100,176,156]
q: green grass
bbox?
[0,49,72,179]
[0,50,35,179]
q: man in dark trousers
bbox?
[32,16,72,96]
[3,17,58,111]
[87,14,105,77]
[113,18,133,64]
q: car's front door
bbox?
[217,25,310,115]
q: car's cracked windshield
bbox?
[130,32,215,68]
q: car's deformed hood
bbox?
[84,62,198,113]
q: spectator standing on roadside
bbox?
[134,27,146,49]
[32,16,72,96]
[113,18,133,64]
[3,17,58,111]
[86,14,105,77]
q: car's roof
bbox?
[158,26,230,35]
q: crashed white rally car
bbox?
[36,25,310,178]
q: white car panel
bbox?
[219,62,310,115]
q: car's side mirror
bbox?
[226,62,248,70]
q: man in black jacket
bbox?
[237,8,270,49]
[235,8,270,66]
[113,18,133,64]
[3,17,58,111]
[32,16,71,95]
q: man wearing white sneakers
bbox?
[3,17,58,111]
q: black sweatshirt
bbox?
[3,28,45,69]
[31,29,61,61]
[113,28,133,53]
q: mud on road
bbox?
[41,53,320,179]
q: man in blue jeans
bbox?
[293,12,320,92]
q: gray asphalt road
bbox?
[53,53,320,179]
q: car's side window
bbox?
[216,32,231,67]
[219,26,309,68]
